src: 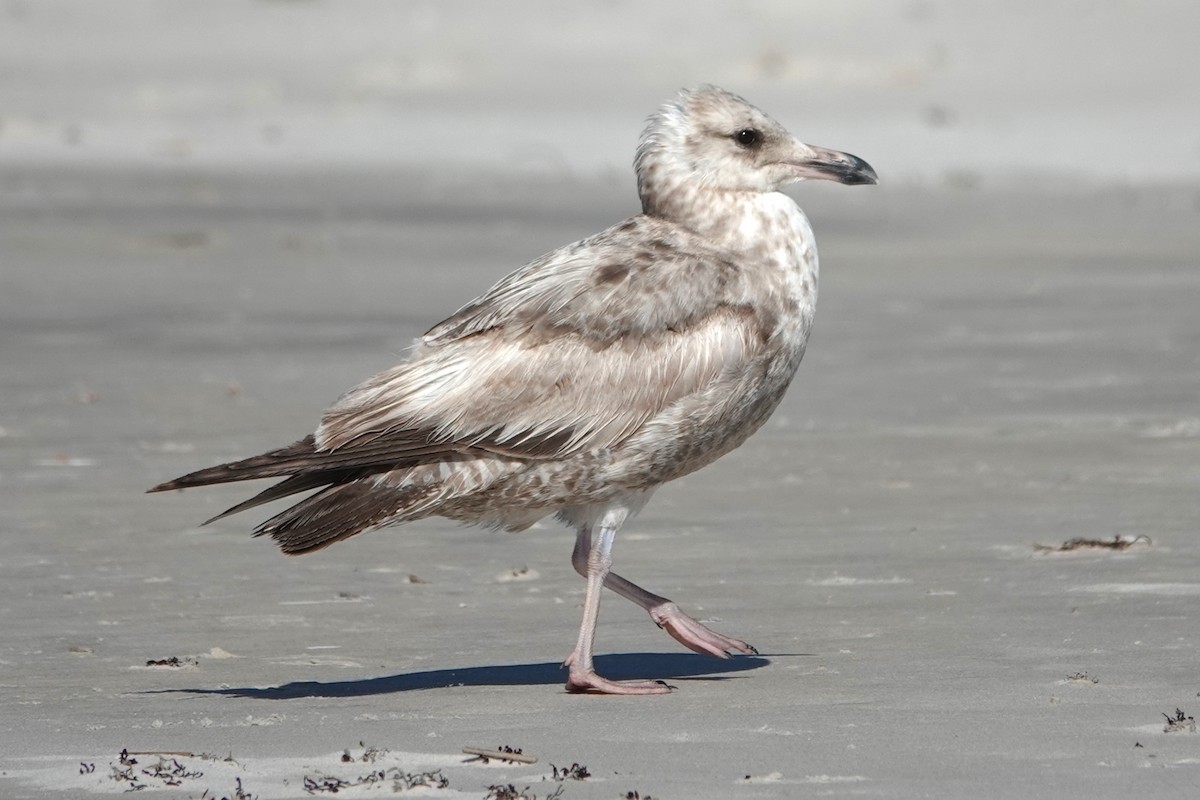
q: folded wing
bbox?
[316,215,767,461]
[151,216,773,539]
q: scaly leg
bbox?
[571,525,757,659]
[563,510,672,694]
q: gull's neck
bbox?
[638,153,820,345]
[639,167,813,259]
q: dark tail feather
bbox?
[147,436,319,492]
[253,481,437,555]
[201,469,365,525]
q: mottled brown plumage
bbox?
[150,85,876,694]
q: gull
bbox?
[149,85,877,695]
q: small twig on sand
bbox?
[463,746,538,764]
[1034,535,1151,553]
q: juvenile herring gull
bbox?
[150,85,877,695]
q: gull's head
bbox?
[636,85,877,212]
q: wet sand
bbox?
[2,165,1198,797]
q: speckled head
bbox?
[635,85,877,214]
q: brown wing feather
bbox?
[147,436,320,492]
[252,480,438,555]
[149,432,495,494]
[200,470,365,525]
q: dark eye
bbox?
[734,128,763,149]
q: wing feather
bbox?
[315,215,772,461]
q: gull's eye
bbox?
[734,128,763,149]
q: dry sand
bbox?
[2,167,1198,799]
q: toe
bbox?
[566,671,673,695]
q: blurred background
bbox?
[3,0,1198,185]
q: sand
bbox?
[2,166,1198,799]
[3,2,1200,797]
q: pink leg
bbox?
[563,511,672,695]
[571,526,757,659]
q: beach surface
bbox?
[2,2,1199,798]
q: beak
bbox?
[788,142,878,186]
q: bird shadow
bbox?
[158,652,794,699]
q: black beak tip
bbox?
[841,155,878,186]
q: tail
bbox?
[147,434,455,555]
[252,480,441,555]
[148,434,515,555]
